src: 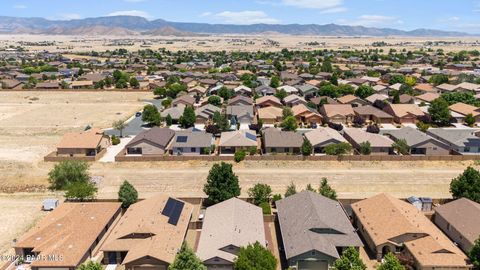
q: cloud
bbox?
[58,13,82,20]
[447,16,460,21]
[210,11,279,24]
[199,12,212,17]
[107,10,151,19]
[320,7,347,14]
[13,4,26,9]
[282,0,343,9]
[339,14,400,27]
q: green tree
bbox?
[129,77,139,88]
[355,85,375,99]
[465,113,476,127]
[77,261,102,270]
[281,116,298,131]
[118,180,138,208]
[377,253,405,270]
[359,142,372,155]
[301,138,312,156]
[450,167,480,203]
[234,150,247,163]
[389,74,406,85]
[179,106,196,128]
[428,98,451,126]
[274,89,287,100]
[48,160,90,190]
[234,242,277,270]
[392,91,400,104]
[282,107,293,119]
[218,86,234,101]
[469,237,480,269]
[323,143,352,155]
[429,74,449,86]
[333,247,367,270]
[248,183,272,205]
[169,242,206,270]
[392,139,410,155]
[112,119,127,137]
[319,178,337,200]
[213,111,230,131]
[162,98,172,108]
[269,75,280,88]
[165,114,173,126]
[321,60,333,73]
[208,95,222,106]
[65,181,97,201]
[203,162,241,204]
[285,182,297,197]
[142,104,161,126]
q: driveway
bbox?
[99,137,133,163]
[104,115,149,137]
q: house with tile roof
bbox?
[319,104,355,124]
[383,104,425,124]
[56,128,110,157]
[343,128,394,155]
[218,130,258,154]
[304,127,349,154]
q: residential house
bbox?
[15,202,121,270]
[427,128,480,154]
[353,105,394,124]
[292,104,322,125]
[196,198,266,270]
[351,194,470,269]
[262,128,303,155]
[195,104,221,124]
[257,106,283,125]
[227,95,253,106]
[36,82,60,90]
[70,80,93,89]
[385,127,450,155]
[188,85,208,96]
[218,130,258,154]
[449,102,480,124]
[277,191,363,270]
[255,85,276,96]
[437,83,458,93]
[415,93,440,105]
[383,104,425,124]
[310,96,338,105]
[278,85,299,95]
[399,94,415,104]
[170,130,213,155]
[343,128,394,155]
[365,93,389,105]
[414,83,438,94]
[56,128,110,157]
[284,94,307,107]
[233,85,252,96]
[304,127,349,154]
[172,95,195,107]
[161,105,185,123]
[1,79,24,89]
[255,96,282,108]
[226,105,254,125]
[319,104,355,124]
[434,198,480,254]
[297,84,318,97]
[125,127,174,155]
[337,94,368,107]
[102,195,193,270]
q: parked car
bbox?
[42,199,59,211]
[135,112,142,117]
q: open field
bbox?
[1,34,479,53]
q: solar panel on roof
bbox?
[245,132,257,141]
[162,198,176,216]
[176,136,188,143]
[161,198,185,226]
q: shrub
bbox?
[111,135,120,145]
[248,146,257,155]
[65,181,97,201]
[301,139,312,156]
[271,194,282,204]
[248,183,272,205]
[234,150,247,163]
[359,141,372,155]
[366,124,380,134]
[259,202,271,215]
[327,122,343,131]
[118,180,138,208]
[48,160,90,190]
[234,242,277,270]
[324,143,352,155]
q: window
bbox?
[447,223,451,231]
[464,147,470,153]
[127,147,142,155]
[284,147,289,152]
[191,147,196,152]
[271,147,277,152]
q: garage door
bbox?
[134,266,166,270]
[298,260,328,270]
[207,265,233,270]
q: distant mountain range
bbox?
[0,15,471,37]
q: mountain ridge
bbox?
[0,15,472,37]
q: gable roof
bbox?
[386,104,425,117]
[344,128,394,147]
[365,94,389,104]
[171,130,212,148]
[57,128,106,149]
[385,127,444,148]
[449,102,480,117]
[196,198,265,263]
[337,94,363,104]
[219,130,257,147]
[415,92,440,103]
[228,95,253,105]
[426,128,480,148]
[351,194,469,268]
[304,127,347,146]
[321,104,355,118]
[126,127,175,149]
[277,191,362,260]
[353,105,393,119]
[257,106,283,120]
[101,195,193,265]
[255,95,282,107]
[263,128,303,148]
[435,198,480,246]
[16,203,121,268]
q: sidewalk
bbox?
[99,137,133,163]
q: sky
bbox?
[4,0,480,33]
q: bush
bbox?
[111,135,120,145]
[366,124,380,134]
[416,121,430,132]
[234,150,247,163]
[234,242,277,270]
[259,202,271,215]
[65,181,97,201]
[118,180,138,208]
[248,146,257,155]
[301,139,312,156]
[48,160,90,190]
[324,143,352,155]
[359,142,372,155]
[271,194,282,204]
[327,122,343,131]
[248,183,272,205]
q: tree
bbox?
[389,74,406,85]
[333,247,367,270]
[179,106,196,128]
[465,113,476,127]
[48,160,90,190]
[429,74,449,86]
[142,104,161,126]
[165,114,173,126]
[366,124,380,134]
[65,181,97,201]
[321,60,333,73]
[77,261,102,270]
[129,77,139,88]
[118,180,138,208]
[248,183,272,205]
[285,182,297,197]
[274,89,287,100]
[330,73,339,86]
[405,76,417,87]
[213,111,230,131]
[392,139,410,155]
[324,143,352,155]
[428,98,451,126]
[319,178,337,200]
[359,142,372,155]
[377,253,405,270]
[301,138,313,156]
[218,86,234,101]
[450,167,480,203]
[112,119,127,137]
[353,115,366,127]
[234,150,246,163]
[469,237,480,269]
[234,242,277,270]
[355,85,375,99]
[169,242,206,270]
[269,75,280,88]
[207,95,222,106]
[203,162,241,204]
[281,116,298,131]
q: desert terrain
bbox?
[0,34,479,53]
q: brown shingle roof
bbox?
[57,128,106,149]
